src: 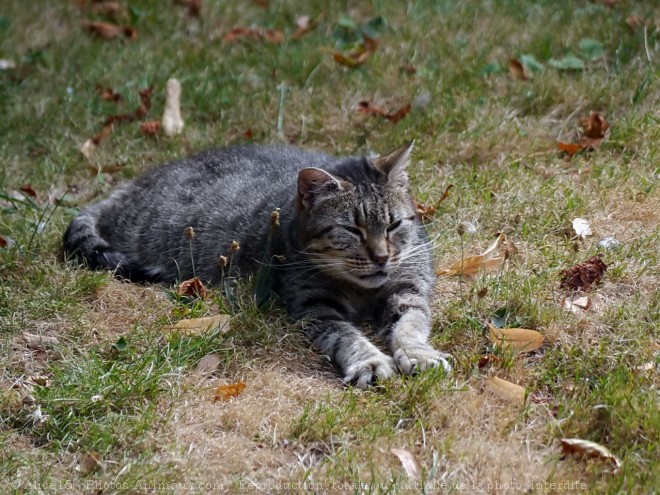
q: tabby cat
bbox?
[64,142,452,387]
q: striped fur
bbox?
[64,143,452,387]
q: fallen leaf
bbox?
[135,86,154,119]
[87,162,125,176]
[560,438,621,471]
[177,277,207,299]
[82,20,136,40]
[579,38,605,60]
[579,112,609,148]
[485,376,525,405]
[487,323,544,354]
[325,36,378,68]
[242,128,254,140]
[80,122,114,160]
[223,27,284,44]
[572,218,592,239]
[140,121,161,136]
[0,236,7,248]
[356,100,411,123]
[390,448,422,479]
[563,296,592,313]
[626,15,649,33]
[557,142,582,157]
[162,79,184,136]
[478,354,501,368]
[194,353,222,375]
[98,86,122,102]
[508,58,529,80]
[560,254,607,292]
[24,333,60,348]
[19,184,37,199]
[90,1,124,17]
[549,54,585,71]
[76,452,101,474]
[415,185,454,221]
[183,0,202,17]
[436,233,508,276]
[164,314,230,336]
[214,382,246,401]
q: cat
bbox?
[64,142,452,387]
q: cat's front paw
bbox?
[343,352,396,389]
[393,344,453,375]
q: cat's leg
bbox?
[300,313,395,388]
[379,289,452,375]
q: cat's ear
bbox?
[371,140,413,187]
[298,168,344,209]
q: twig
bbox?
[643,26,653,69]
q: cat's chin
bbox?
[351,271,390,289]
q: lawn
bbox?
[0,0,658,493]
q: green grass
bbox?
[1,0,659,493]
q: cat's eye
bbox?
[342,225,365,240]
[386,219,402,232]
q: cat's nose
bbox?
[372,253,389,267]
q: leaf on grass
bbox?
[579,38,605,60]
[214,382,246,401]
[0,236,7,248]
[508,58,529,80]
[557,142,582,157]
[140,121,161,136]
[194,353,221,375]
[520,54,544,73]
[135,86,154,119]
[19,184,37,199]
[563,296,592,313]
[549,54,585,71]
[390,448,422,479]
[97,86,122,102]
[223,27,284,44]
[415,185,454,221]
[164,314,230,336]
[183,0,202,17]
[325,36,378,68]
[24,333,59,348]
[356,100,411,123]
[626,15,649,33]
[487,322,544,354]
[177,277,208,299]
[82,21,136,40]
[87,163,125,176]
[485,376,525,405]
[437,233,509,276]
[572,217,592,239]
[76,452,101,474]
[80,122,113,160]
[560,254,607,292]
[560,438,621,471]
[579,112,609,148]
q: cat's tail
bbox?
[63,205,141,280]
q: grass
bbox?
[1,0,659,493]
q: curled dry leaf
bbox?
[80,122,113,160]
[437,233,510,276]
[508,58,529,80]
[214,382,246,401]
[390,448,422,479]
[356,100,411,124]
[0,236,7,248]
[415,185,453,221]
[579,112,609,148]
[485,376,525,405]
[487,322,544,354]
[177,277,207,298]
[19,184,37,199]
[82,20,136,40]
[560,254,607,292]
[223,27,284,44]
[163,314,230,336]
[98,87,122,102]
[162,78,184,136]
[560,438,621,471]
[557,142,582,157]
[325,36,378,68]
[136,86,154,120]
[140,120,161,136]
[572,217,592,239]
[87,162,125,176]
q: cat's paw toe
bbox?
[394,346,453,375]
[343,355,396,389]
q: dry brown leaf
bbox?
[214,382,246,401]
[390,448,422,479]
[508,58,529,80]
[164,314,230,336]
[436,233,508,276]
[415,185,454,221]
[82,20,136,40]
[579,112,609,148]
[19,184,37,199]
[0,236,7,248]
[560,438,621,471]
[487,323,544,354]
[135,86,153,119]
[557,142,582,157]
[626,15,649,33]
[223,27,284,44]
[87,163,125,176]
[98,86,122,102]
[24,333,59,348]
[177,277,207,298]
[485,376,525,405]
[194,353,221,375]
[560,254,607,291]
[356,101,411,123]
[76,452,101,474]
[183,0,202,17]
[325,36,378,68]
[140,120,161,136]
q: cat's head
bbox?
[296,142,425,289]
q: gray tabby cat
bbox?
[64,142,452,387]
